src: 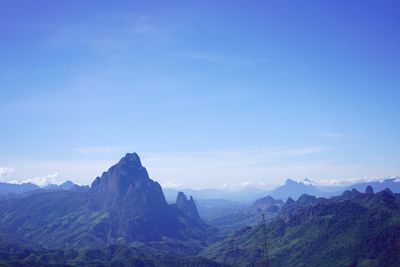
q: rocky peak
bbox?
[250,196,283,213]
[365,185,374,194]
[297,194,317,204]
[286,197,295,205]
[285,179,297,185]
[176,192,202,223]
[90,153,152,197]
[351,188,360,193]
[89,152,168,218]
[338,188,362,201]
[253,196,282,207]
[118,152,143,168]
[282,197,296,212]
[176,191,190,206]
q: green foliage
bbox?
[202,191,400,267]
[1,189,400,266]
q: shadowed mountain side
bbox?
[0,153,207,251]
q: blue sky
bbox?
[1,0,399,188]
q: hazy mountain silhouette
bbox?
[0,182,40,196]
[344,177,400,193]
[269,178,322,200]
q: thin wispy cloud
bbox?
[132,15,157,35]
[141,149,400,189]
[179,52,224,63]
[314,175,400,187]
[242,58,270,65]
[178,52,271,66]
[220,181,276,191]
[161,180,185,189]
[3,148,400,189]
[321,133,345,139]
[39,13,172,60]
[9,159,116,185]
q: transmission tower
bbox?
[261,213,270,267]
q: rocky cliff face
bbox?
[176,192,203,224]
[88,153,204,241]
[90,153,169,215]
[365,185,374,194]
[0,153,207,249]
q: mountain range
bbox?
[0,153,207,251]
[166,177,400,203]
[0,152,399,266]
[4,171,400,204]
[0,180,88,200]
[203,187,400,266]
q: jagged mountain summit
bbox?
[176,191,203,224]
[270,178,322,200]
[0,153,206,250]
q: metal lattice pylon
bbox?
[261,213,270,267]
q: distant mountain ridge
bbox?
[203,186,400,266]
[3,174,400,204]
[269,178,321,200]
[0,153,206,251]
[0,153,399,266]
[0,180,87,199]
[0,182,39,196]
[344,177,400,193]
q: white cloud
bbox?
[5,148,399,190]
[0,166,14,178]
[315,175,400,187]
[141,147,327,188]
[220,181,276,191]
[8,159,116,186]
[141,150,400,189]
[22,172,60,187]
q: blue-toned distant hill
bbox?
[43,180,84,191]
[269,178,322,201]
[344,177,400,193]
[165,179,324,204]
[164,187,269,203]
[0,182,39,196]
[0,180,88,199]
